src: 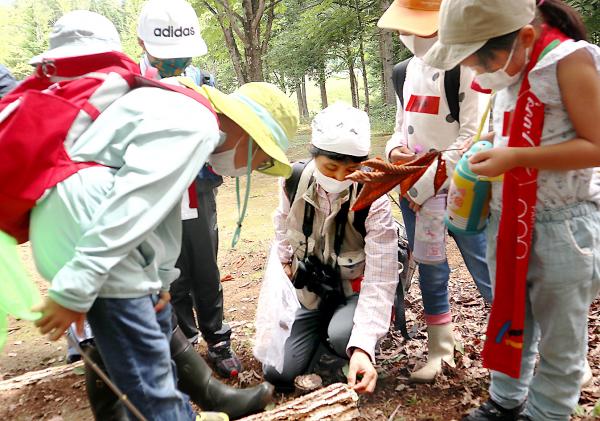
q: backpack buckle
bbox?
[41,59,56,78]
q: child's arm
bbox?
[469,49,600,177]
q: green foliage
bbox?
[0,0,143,79]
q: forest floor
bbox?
[1,132,599,420]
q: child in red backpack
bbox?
[25,10,297,421]
[424,0,600,419]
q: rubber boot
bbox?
[409,323,455,383]
[581,359,593,388]
[171,326,274,420]
[82,343,129,421]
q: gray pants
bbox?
[263,295,359,388]
[486,203,600,421]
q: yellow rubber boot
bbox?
[581,359,593,388]
[409,323,455,383]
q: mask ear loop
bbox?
[231,138,254,248]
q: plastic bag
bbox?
[0,231,42,352]
[253,244,300,373]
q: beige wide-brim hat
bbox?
[422,0,536,70]
[179,79,298,178]
[377,0,441,37]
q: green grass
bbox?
[304,76,366,116]
[300,75,396,136]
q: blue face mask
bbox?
[147,56,192,78]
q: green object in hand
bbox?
[0,230,42,351]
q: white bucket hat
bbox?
[137,0,207,59]
[311,103,371,157]
[422,0,536,70]
[29,10,121,65]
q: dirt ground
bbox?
[1,133,599,420]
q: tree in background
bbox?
[195,0,280,83]
[1,0,597,125]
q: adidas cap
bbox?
[137,0,207,59]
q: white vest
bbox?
[286,161,367,309]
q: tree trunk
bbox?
[379,0,397,106]
[301,75,309,117]
[238,383,359,421]
[0,361,84,391]
[354,0,370,113]
[347,47,359,108]
[296,81,308,119]
[358,41,369,113]
[317,62,328,109]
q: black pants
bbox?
[170,185,231,345]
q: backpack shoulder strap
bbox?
[352,183,370,238]
[443,65,461,123]
[284,159,312,204]
[160,76,218,121]
[392,57,412,110]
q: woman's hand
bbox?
[33,297,85,341]
[469,147,515,178]
[347,348,378,394]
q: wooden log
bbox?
[0,361,83,391]
[238,383,360,421]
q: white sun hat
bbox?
[29,10,122,65]
[311,102,371,157]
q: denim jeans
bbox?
[486,203,600,420]
[400,197,492,316]
[86,295,195,421]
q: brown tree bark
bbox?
[347,46,359,108]
[238,383,360,421]
[317,61,328,109]
[354,0,370,113]
[296,80,308,119]
[300,75,309,117]
[379,0,397,106]
[200,0,279,85]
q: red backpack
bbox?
[0,51,217,244]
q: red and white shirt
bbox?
[385,57,486,205]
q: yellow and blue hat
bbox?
[194,82,298,178]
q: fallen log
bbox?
[238,383,360,421]
[0,361,83,391]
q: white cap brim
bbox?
[144,38,207,59]
[422,38,486,70]
[29,39,122,65]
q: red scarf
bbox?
[482,27,569,378]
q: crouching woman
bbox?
[263,103,399,394]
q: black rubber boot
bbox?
[171,326,274,420]
[82,343,128,421]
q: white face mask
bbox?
[399,35,438,59]
[208,134,256,177]
[313,167,352,194]
[474,39,529,92]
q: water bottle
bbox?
[445,141,493,235]
[413,194,447,265]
